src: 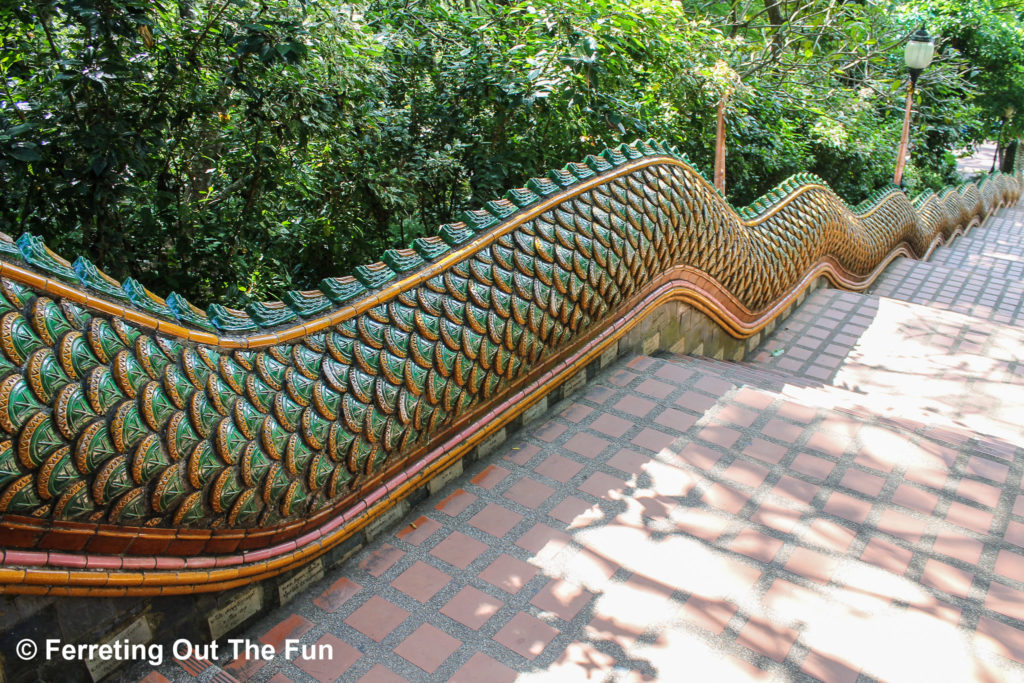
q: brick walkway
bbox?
[133,197,1024,682]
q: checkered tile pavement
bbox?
[131,206,1024,683]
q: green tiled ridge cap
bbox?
[0,138,1017,335]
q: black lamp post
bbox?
[894,28,935,187]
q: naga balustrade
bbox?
[0,140,1019,596]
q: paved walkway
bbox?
[958,142,1000,178]
[132,182,1024,682]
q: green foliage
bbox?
[0,0,1018,307]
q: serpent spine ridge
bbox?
[0,139,1019,595]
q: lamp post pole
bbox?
[894,28,935,187]
[715,95,727,193]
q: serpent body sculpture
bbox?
[0,140,1019,595]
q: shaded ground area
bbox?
[132,179,1024,683]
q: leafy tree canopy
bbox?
[1,0,1021,306]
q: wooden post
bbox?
[893,80,915,187]
[715,96,727,193]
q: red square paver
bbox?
[435,489,478,516]
[776,401,817,424]
[294,634,361,683]
[860,538,913,575]
[891,484,938,514]
[480,554,539,594]
[591,413,633,438]
[535,454,583,482]
[1008,521,1024,550]
[976,616,1024,665]
[494,612,559,660]
[806,431,848,458]
[677,594,737,635]
[396,516,443,546]
[674,508,730,541]
[358,544,405,578]
[801,651,860,683]
[791,453,835,480]
[744,438,788,465]
[995,549,1024,583]
[561,403,594,423]
[224,652,266,680]
[957,478,1002,508]
[548,496,594,525]
[696,425,742,449]
[440,585,504,629]
[564,432,611,458]
[729,528,784,563]
[803,519,857,553]
[840,469,886,497]
[430,531,488,569]
[876,509,927,544]
[469,503,524,538]
[314,576,362,613]
[391,561,451,602]
[505,444,539,466]
[472,464,510,490]
[736,614,798,662]
[921,559,974,598]
[854,447,895,473]
[450,653,518,683]
[137,674,171,683]
[773,475,819,505]
[531,579,594,621]
[535,421,568,442]
[985,581,1024,620]
[932,532,984,565]
[703,482,750,515]
[675,390,718,414]
[637,378,675,398]
[606,448,651,475]
[696,375,734,394]
[716,404,759,428]
[631,427,676,452]
[676,442,723,470]
[394,623,462,674]
[579,471,628,499]
[946,501,994,535]
[259,614,313,652]
[762,419,804,443]
[515,523,570,555]
[356,665,405,682]
[344,596,410,642]
[503,477,556,509]
[723,460,770,489]
[784,547,837,584]
[615,395,657,417]
[824,491,872,524]
[735,388,773,410]
[655,408,699,432]
[966,456,1010,483]
[751,500,802,534]
[655,362,693,383]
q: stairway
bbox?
[130,205,1024,683]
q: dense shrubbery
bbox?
[1,1,1022,306]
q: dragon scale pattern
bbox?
[0,140,1019,592]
